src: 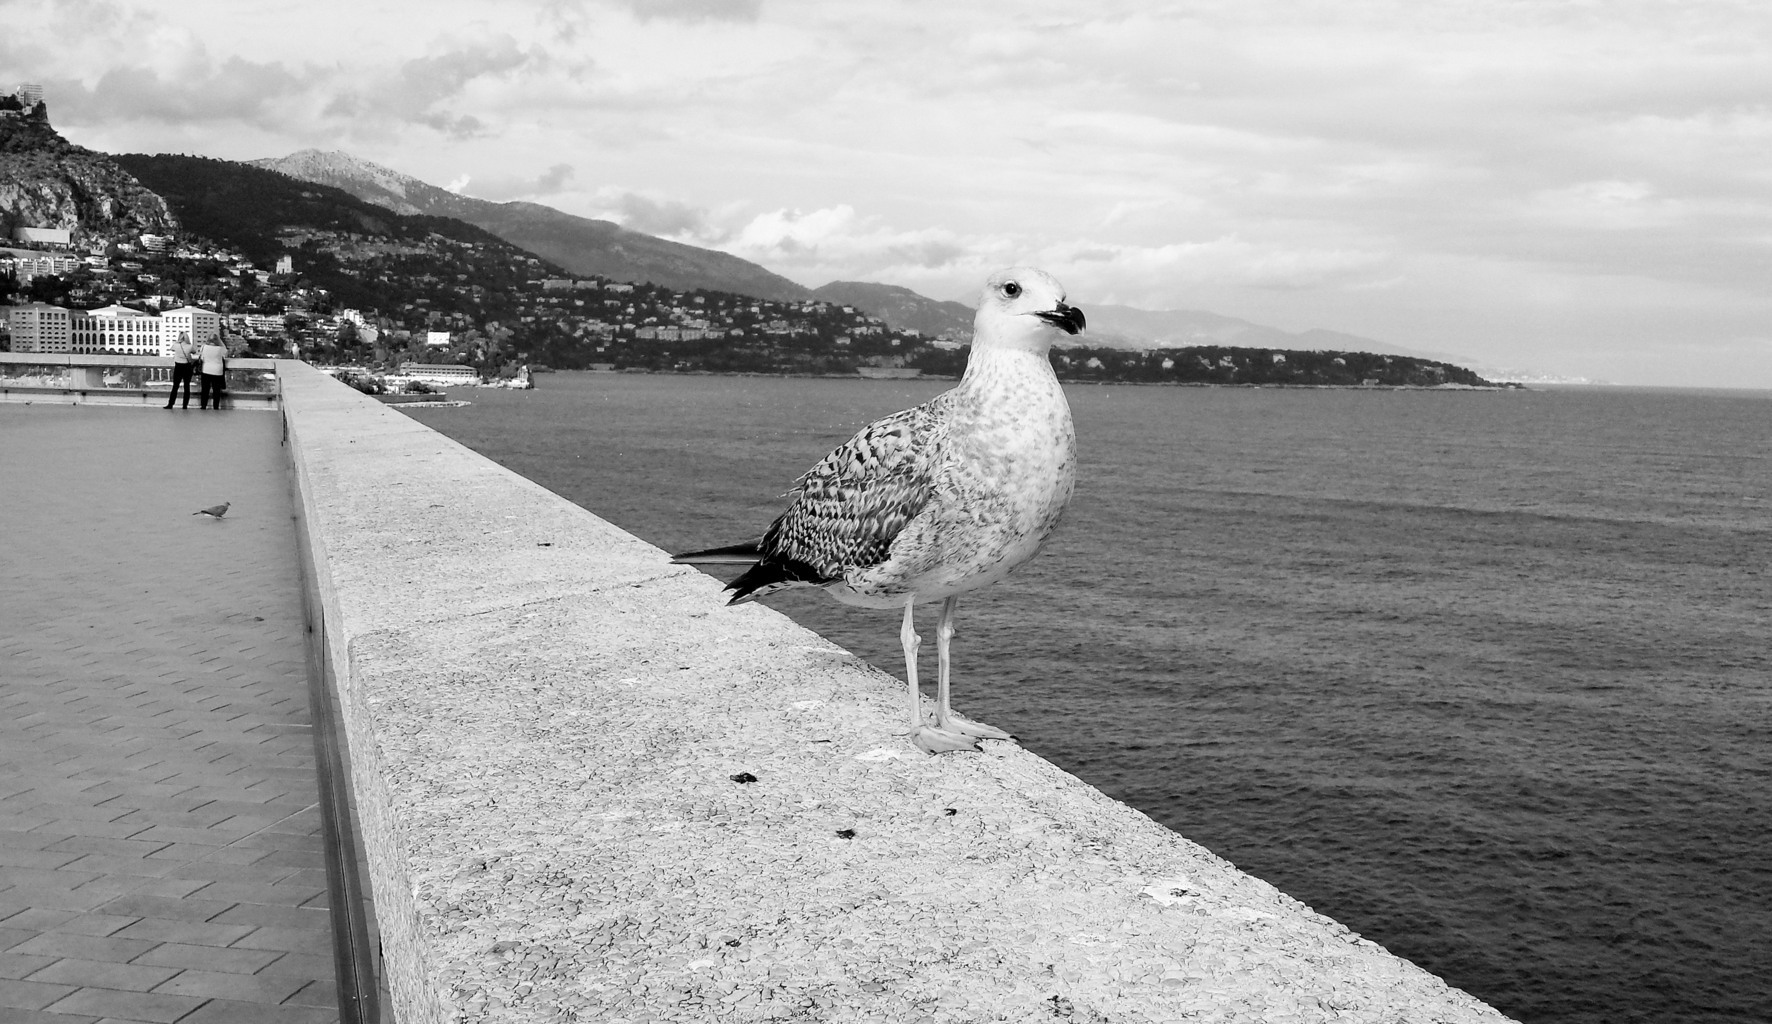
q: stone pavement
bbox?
[0,405,340,1024]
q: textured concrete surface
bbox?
[280,361,1514,1024]
[0,405,339,1024]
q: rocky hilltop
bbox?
[0,104,176,245]
[253,149,813,302]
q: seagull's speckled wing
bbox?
[757,401,946,584]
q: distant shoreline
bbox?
[551,368,1527,391]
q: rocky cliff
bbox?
[0,106,177,245]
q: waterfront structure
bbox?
[7,303,73,352]
[396,362,478,383]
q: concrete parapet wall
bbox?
[0,353,282,369]
[277,361,1514,1024]
[0,352,281,408]
[0,385,280,409]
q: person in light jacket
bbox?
[164,332,198,409]
[198,337,229,410]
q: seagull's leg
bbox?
[933,596,1012,742]
[933,595,957,730]
[901,598,923,732]
[906,597,976,754]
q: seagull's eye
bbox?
[1002,281,1021,298]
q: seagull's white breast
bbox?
[837,349,1075,606]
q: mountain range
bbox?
[252,151,1461,362]
[250,150,811,303]
[1,114,1469,368]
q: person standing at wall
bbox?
[163,332,198,409]
[197,335,229,410]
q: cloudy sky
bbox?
[7,0,1772,386]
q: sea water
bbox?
[409,376,1771,1024]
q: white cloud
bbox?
[1523,180,1688,230]
[460,163,576,201]
[715,205,972,280]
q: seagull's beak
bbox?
[1034,302,1086,336]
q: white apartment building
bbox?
[7,303,73,353]
[3,253,83,282]
[160,306,221,352]
[6,302,225,357]
[396,362,478,383]
[70,304,161,356]
[12,227,71,247]
[228,313,285,337]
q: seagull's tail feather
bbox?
[671,540,764,565]
[676,542,833,603]
[725,560,816,605]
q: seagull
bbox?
[192,502,230,519]
[674,266,1082,753]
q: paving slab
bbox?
[0,407,340,1024]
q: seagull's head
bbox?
[973,266,1086,352]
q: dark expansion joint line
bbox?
[292,467,381,1024]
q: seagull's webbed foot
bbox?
[910,724,983,754]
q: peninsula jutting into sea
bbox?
[1,91,1505,389]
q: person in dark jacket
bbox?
[164,332,198,409]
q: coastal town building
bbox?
[7,303,72,352]
[229,313,287,337]
[11,226,72,247]
[70,304,161,355]
[2,251,82,281]
[6,301,225,357]
[396,362,478,383]
[161,305,222,348]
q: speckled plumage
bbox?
[748,404,943,597]
[675,266,1083,753]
